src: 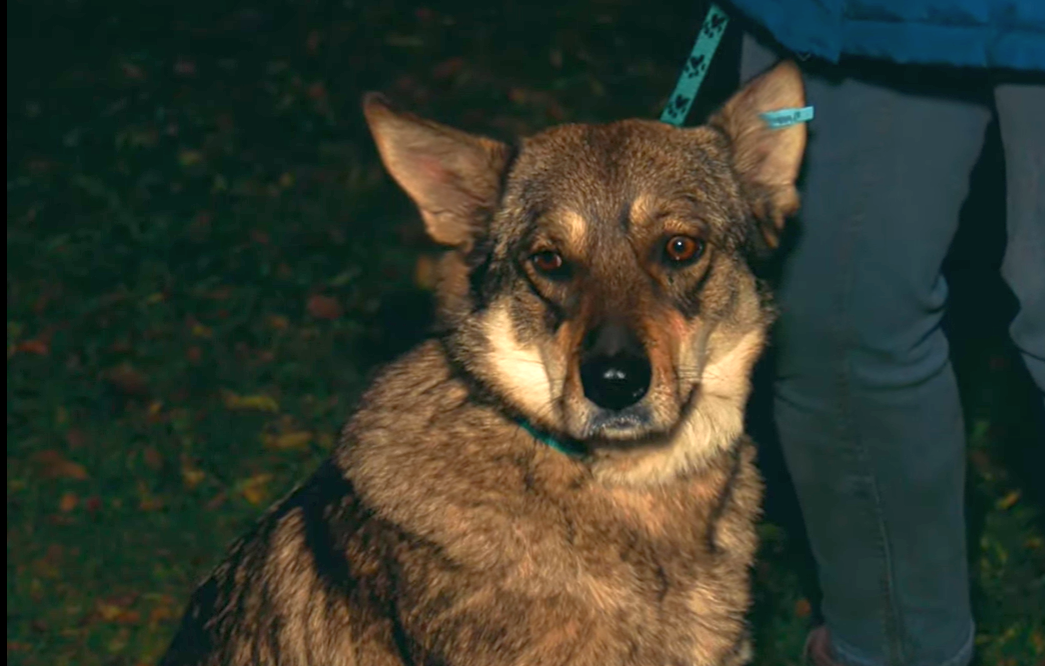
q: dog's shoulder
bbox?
[157,457,394,665]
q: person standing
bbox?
[722,2,1045,665]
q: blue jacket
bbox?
[727,0,1045,71]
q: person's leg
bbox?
[740,36,991,666]
[995,79,1045,403]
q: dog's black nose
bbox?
[580,323,652,411]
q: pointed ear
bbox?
[709,61,807,250]
[363,93,512,249]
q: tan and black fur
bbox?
[160,61,807,666]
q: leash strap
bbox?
[659,3,814,130]
[517,418,586,458]
[659,3,730,127]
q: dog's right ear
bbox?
[708,61,807,252]
[363,93,512,249]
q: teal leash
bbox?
[659,3,814,129]
[660,3,731,127]
[517,418,587,458]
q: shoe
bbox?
[803,626,844,666]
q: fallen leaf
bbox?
[174,59,196,76]
[14,339,49,356]
[142,446,164,470]
[305,29,322,55]
[549,47,563,68]
[306,83,326,101]
[189,211,212,237]
[120,62,145,80]
[262,431,313,451]
[105,364,149,396]
[1030,629,1044,654]
[794,598,812,618]
[178,149,204,167]
[59,492,78,512]
[97,603,123,621]
[241,474,273,505]
[139,493,164,511]
[145,292,166,306]
[432,57,465,80]
[223,392,280,412]
[205,286,232,302]
[385,33,425,48]
[508,87,529,105]
[181,466,205,490]
[95,596,141,626]
[267,314,290,330]
[191,323,213,338]
[306,294,342,320]
[149,604,176,624]
[107,627,129,653]
[996,489,1021,511]
[116,609,141,625]
[33,292,52,313]
[65,428,88,449]
[85,496,102,512]
[186,346,202,363]
[32,450,89,480]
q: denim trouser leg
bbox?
[741,36,990,666]
[996,82,1045,402]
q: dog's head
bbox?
[364,62,805,483]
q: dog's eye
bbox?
[663,236,705,265]
[531,250,567,276]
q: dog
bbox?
[159,60,807,666]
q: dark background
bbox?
[7,1,1044,664]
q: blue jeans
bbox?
[741,35,1045,666]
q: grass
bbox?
[7,1,1044,664]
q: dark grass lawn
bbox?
[7,1,1044,664]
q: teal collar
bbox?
[517,419,587,458]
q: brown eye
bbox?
[531,250,566,276]
[664,236,705,265]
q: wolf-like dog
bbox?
[160,60,807,666]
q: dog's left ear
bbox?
[363,93,512,250]
[709,61,807,250]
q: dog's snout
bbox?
[580,323,652,411]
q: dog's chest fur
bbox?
[160,342,761,666]
[340,342,762,665]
